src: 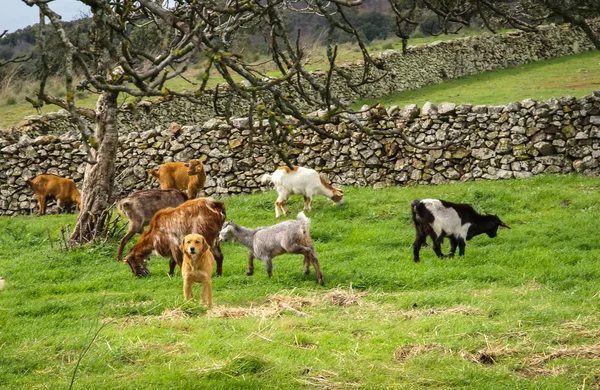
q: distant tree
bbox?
[389,0,600,53]
[355,12,395,42]
[22,0,391,243]
[0,30,31,67]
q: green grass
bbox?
[357,50,600,109]
[2,175,600,388]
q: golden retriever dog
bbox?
[180,233,214,307]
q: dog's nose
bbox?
[189,247,196,254]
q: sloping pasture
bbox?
[1,175,600,388]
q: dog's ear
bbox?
[179,239,186,253]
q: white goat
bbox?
[219,212,324,285]
[261,166,344,218]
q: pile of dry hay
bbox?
[209,287,367,318]
[209,294,316,319]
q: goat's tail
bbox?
[260,173,273,185]
[297,211,311,237]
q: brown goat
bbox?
[123,197,226,277]
[27,174,81,215]
[148,157,207,199]
[116,189,188,261]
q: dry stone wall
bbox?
[8,20,597,137]
[2,92,599,216]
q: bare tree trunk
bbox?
[69,91,119,243]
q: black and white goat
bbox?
[411,199,510,262]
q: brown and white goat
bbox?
[123,197,226,277]
[148,157,207,199]
[411,199,510,262]
[27,174,81,215]
[261,166,344,218]
[116,189,188,260]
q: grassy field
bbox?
[2,174,600,388]
[357,50,600,109]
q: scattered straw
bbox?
[527,343,600,366]
[208,293,316,319]
[517,365,569,378]
[323,286,367,306]
[160,308,190,320]
[392,304,483,320]
[393,343,447,361]
[393,343,505,366]
[295,369,360,389]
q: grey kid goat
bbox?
[219,212,324,285]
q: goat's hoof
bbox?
[443,254,455,259]
[303,269,310,275]
[246,271,253,276]
[318,279,324,286]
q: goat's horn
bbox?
[500,221,511,229]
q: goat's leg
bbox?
[431,233,446,258]
[116,223,142,261]
[457,238,466,257]
[169,257,177,277]
[303,254,310,275]
[212,242,224,276]
[264,258,273,278]
[445,237,458,258]
[281,200,289,215]
[37,195,46,215]
[412,230,427,262]
[309,249,324,286]
[247,253,255,276]
[275,193,289,218]
[303,196,313,212]
[168,245,183,277]
[274,201,282,218]
[56,199,64,214]
[288,244,324,285]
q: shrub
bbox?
[5,95,17,106]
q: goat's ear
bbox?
[183,163,190,167]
